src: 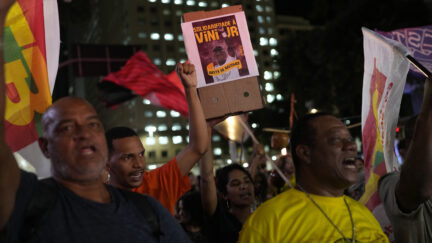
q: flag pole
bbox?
[346,122,361,129]
[406,55,432,79]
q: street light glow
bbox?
[226,116,236,140]
[310,108,318,114]
[281,148,287,156]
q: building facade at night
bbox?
[58,0,295,169]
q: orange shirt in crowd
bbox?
[132,157,191,214]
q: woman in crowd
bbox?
[199,120,256,243]
[175,191,206,243]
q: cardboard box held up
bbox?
[181,5,264,119]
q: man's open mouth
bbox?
[342,157,357,169]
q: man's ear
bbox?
[38,137,50,158]
[295,145,311,165]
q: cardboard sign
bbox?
[182,5,264,119]
[182,11,258,87]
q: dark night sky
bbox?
[274,0,311,16]
[272,0,330,25]
[273,0,431,26]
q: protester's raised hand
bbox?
[176,63,197,89]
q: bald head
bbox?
[42,97,97,135]
[38,96,108,183]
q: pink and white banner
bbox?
[360,27,410,210]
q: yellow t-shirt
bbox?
[238,188,388,243]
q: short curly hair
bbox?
[105,126,138,154]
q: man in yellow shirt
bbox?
[238,113,388,242]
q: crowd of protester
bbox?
[2,1,432,242]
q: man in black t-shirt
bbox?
[0,2,192,242]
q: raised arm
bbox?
[199,120,221,217]
[0,0,21,230]
[247,144,266,180]
[397,79,432,211]
[175,63,208,176]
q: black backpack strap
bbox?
[20,178,59,243]
[119,189,161,239]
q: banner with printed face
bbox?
[4,0,60,177]
[360,27,410,210]
[181,11,258,88]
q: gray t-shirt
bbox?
[3,170,191,243]
[379,172,432,243]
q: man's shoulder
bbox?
[148,157,177,173]
[252,189,305,215]
[377,171,400,206]
[378,171,400,191]
[344,195,378,216]
[243,189,313,237]
[115,187,158,204]
[20,169,38,183]
[140,157,177,182]
[15,169,39,206]
[378,170,432,214]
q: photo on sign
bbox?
[182,12,259,87]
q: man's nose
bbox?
[344,140,357,152]
[240,182,248,190]
[132,156,145,168]
[74,125,91,140]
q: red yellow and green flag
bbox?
[4,0,59,177]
